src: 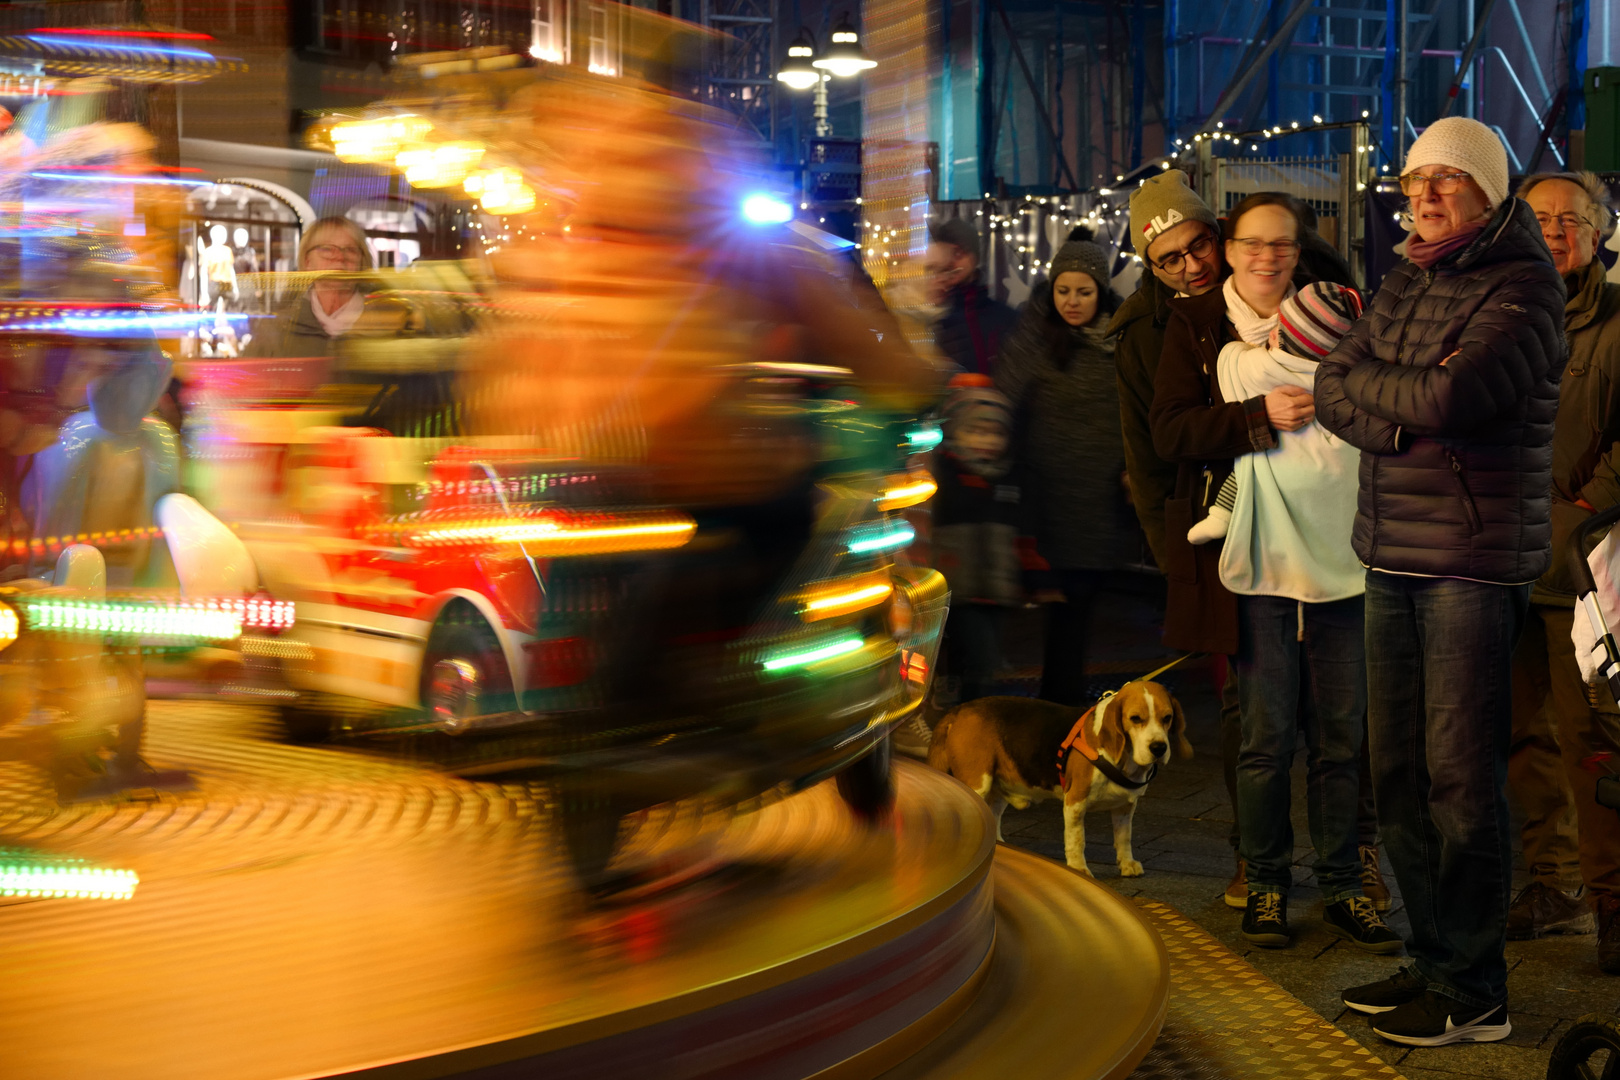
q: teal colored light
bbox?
[0,861,138,899]
[762,635,864,671]
[20,599,240,641]
[846,520,915,554]
[905,424,943,452]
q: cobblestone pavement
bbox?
[992,583,1617,1080]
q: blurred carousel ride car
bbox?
[186,329,947,887]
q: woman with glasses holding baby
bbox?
[1151,190,1398,958]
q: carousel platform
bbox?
[0,701,1168,1080]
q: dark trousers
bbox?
[1511,604,1620,895]
[1365,570,1527,1009]
[1233,594,1369,901]
[1220,661,1380,857]
[1040,569,1109,706]
[944,602,1005,703]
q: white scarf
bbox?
[311,288,364,337]
[1222,276,1292,346]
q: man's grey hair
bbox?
[1516,170,1615,237]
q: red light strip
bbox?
[33,27,214,41]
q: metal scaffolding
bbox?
[700,0,776,146]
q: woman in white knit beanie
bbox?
[1315,115,1567,1045]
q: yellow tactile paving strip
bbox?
[1128,900,1406,1080]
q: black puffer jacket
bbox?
[1315,198,1567,583]
[935,281,1018,376]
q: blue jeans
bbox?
[1364,570,1527,1009]
[1233,594,1368,902]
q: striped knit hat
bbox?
[1277,282,1365,359]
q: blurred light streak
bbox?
[904,424,942,452]
[846,520,915,554]
[799,575,893,621]
[8,312,254,335]
[874,474,937,511]
[0,603,17,652]
[399,512,697,556]
[29,171,208,187]
[35,27,214,40]
[762,635,865,671]
[24,35,217,61]
[19,598,241,641]
[0,858,138,900]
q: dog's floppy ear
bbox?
[1096,692,1127,761]
[1169,694,1193,759]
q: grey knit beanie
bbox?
[1049,240,1112,292]
[928,217,982,260]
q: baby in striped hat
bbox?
[1188,281,1365,545]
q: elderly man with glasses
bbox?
[1506,170,1620,972]
[1316,116,1567,1047]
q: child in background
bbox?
[1189,281,1364,545]
[931,374,1022,704]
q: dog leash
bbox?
[1057,653,1202,792]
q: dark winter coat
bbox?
[1108,270,1180,571]
[1148,287,1277,655]
[1315,197,1567,584]
[1535,257,1620,605]
[936,281,1018,376]
[994,287,1137,571]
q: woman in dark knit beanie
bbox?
[993,240,1136,705]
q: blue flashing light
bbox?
[25,34,217,61]
[846,519,916,555]
[742,194,794,225]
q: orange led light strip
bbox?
[875,473,937,511]
[798,570,895,622]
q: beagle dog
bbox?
[926,681,1192,878]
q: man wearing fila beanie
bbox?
[1109,169,1249,908]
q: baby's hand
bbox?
[1267,325,1281,349]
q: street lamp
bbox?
[776,16,877,138]
[813,14,876,78]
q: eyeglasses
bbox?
[1534,212,1595,235]
[1228,237,1301,258]
[1150,232,1217,273]
[1399,170,1472,196]
[308,243,364,262]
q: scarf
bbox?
[1223,276,1294,346]
[1404,218,1489,270]
[311,288,365,337]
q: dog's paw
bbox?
[1066,860,1095,878]
[1118,859,1145,878]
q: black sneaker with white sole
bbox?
[1323,897,1404,954]
[1241,891,1290,947]
[1342,966,1427,1014]
[1370,989,1511,1046]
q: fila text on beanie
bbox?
[1129,169,1219,255]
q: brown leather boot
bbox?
[1597,892,1620,975]
[1360,845,1392,912]
[1224,857,1247,909]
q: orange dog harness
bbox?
[1058,691,1155,792]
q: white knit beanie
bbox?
[1403,116,1510,209]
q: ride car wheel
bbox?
[835,734,895,821]
[278,700,334,744]
[421,604,513,732]
[1548,1013,1620,1080]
